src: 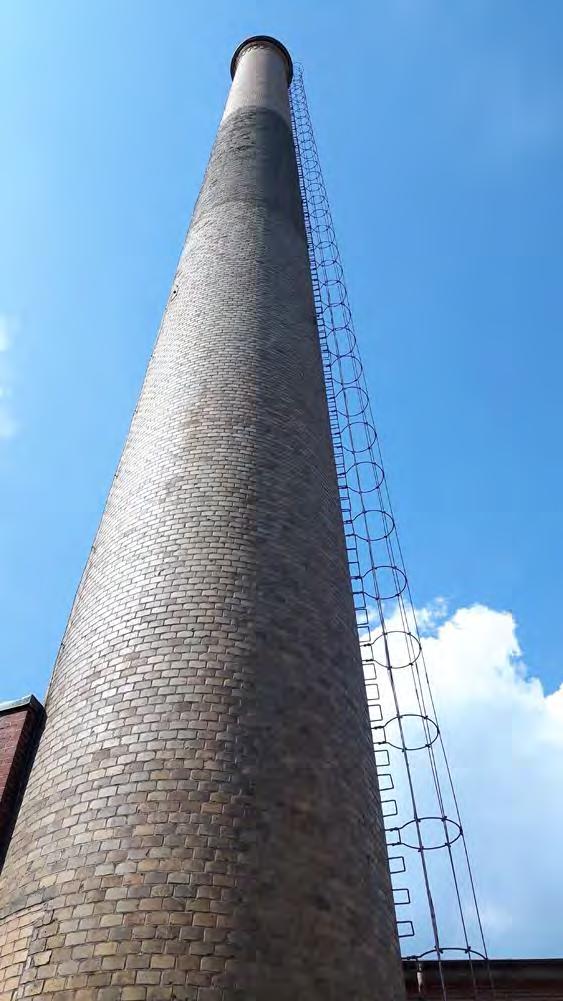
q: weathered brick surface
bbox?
[0,39,405,999]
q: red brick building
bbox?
[0,694,45,869]
[404,959,563,1001]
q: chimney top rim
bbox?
[230,36,293,85]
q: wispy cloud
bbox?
[0,315,18,439]
[0,316,11,353]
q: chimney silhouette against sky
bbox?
[0,37,405,1000]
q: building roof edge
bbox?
[0,693,45,716]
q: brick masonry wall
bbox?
[0,697,45,871]
[0,39,405,1000]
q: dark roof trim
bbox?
[0,694,45,717]
[404,958,563,988]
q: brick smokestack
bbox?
[0,37,405,999]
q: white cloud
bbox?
[0,316,10,353]
[0,315,17,439]
[370,600,563,958]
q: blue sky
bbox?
[1,0,562,959]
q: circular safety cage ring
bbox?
[382,713,439,751]
[312,243,339,266]
[341,420,378,455]
[362,565,408,601]
[391,816,462,851]
[305,180,326,199]
[310,208,333,233]
[295,128,315,148]
[303,155,322,173]
[335,385,370,419]
[311,229,338,251]
[305,179,326,201]
[321,294,348,317]
[318,271,345,293]
[298,149,321,171]
[331,355,363,384]
[301,159,318,177]
[321,291,351,317]
[311,219,337,244]
[311,207,333,232]
[305,184,326,206]
[302,161,324,183]
[330,353,364,389]
[407,947,489,963]
[371,629,422,670]
[346,459,385,494]
[306,173,329,194]
[315,247,341,271]
[310,214,333,236]
[325,327,357,359]
[352,508,395,542]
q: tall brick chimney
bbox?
[0,37,405,999]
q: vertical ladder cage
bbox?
[290,67,495,1001]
